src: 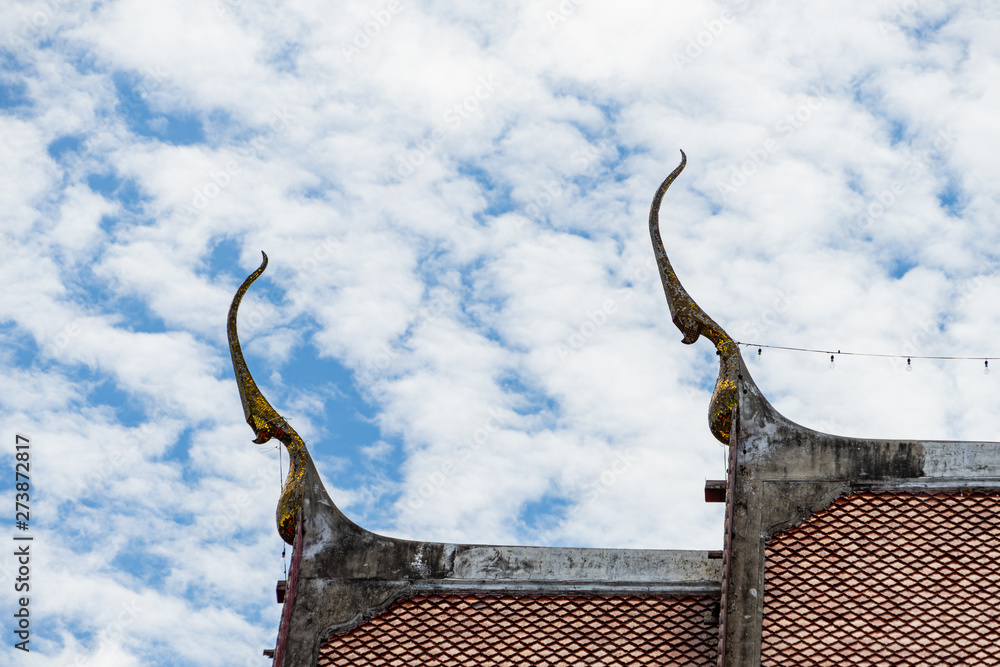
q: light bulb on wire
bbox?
[735,342,998,377]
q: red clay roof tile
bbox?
[318,594,719,666]
[762,491,1000,665]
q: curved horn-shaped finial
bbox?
[227,251,309,544]
[227,252,287,444]
[649,151,740,444]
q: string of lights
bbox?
[736,342,997,374]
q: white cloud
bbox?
[3,1,1000,664]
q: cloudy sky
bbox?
[2,0,1000,664]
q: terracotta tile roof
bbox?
[317,593,719,666]
[762,491,1000,665]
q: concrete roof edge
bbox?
[448,545,721,584]
[410,579,722,595]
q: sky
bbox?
[1,0,999,664]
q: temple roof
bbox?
[317,593,720,666]
[229,153,1000,666]
[269,445,722,665]
[762,491,1000,665]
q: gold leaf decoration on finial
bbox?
[649,151,739,444]
[227,251,308,544]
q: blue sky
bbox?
[2,1,1000,665]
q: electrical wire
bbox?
[737,342,999,361]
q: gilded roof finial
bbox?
[227,251,308,544]
[649,151,739,444]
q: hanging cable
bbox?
[737,342,1000,362]
[277,443,286,578]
